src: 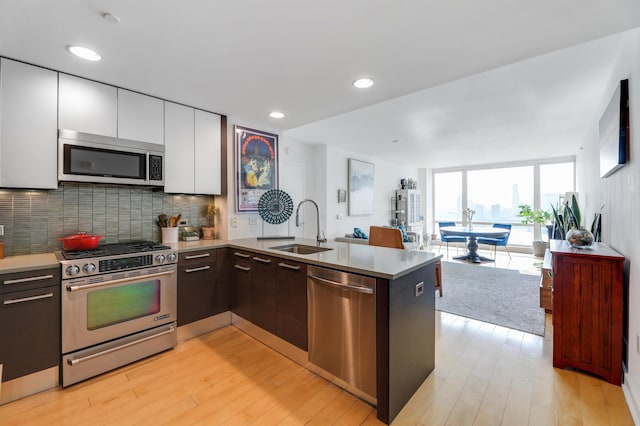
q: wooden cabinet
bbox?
[250,254,276,334]
[177,249,217,326]
[0,58,58,189]
[0,268,61,382]
[117,89,164,145]
[230,250,252,320]
[276,259,308,350]
[228,249,308,350]
[551,240,624,385]
[164,102,222,194]
[58,74,117,137]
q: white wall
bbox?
[222,118,313,240]
[222,123,420,242]
[575,28,640,422]
[321,144,419,239]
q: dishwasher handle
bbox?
[308,274,374,294]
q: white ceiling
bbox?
[1,0,639,168]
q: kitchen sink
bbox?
[270,244,333,255]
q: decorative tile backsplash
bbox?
[0,183,214,256]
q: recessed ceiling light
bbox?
[102,13,121,24]
[67,45,101,61]
[353,78,374,89]
[269,111,285,119]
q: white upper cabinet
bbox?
[0,58,58,189]
[58,74,117,137]
[164,102,222,194]
[194,110,221,194]
[117,89,164,145]
[164,101,195,193]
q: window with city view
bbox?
[433,160,574,246]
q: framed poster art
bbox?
[235,125,279,213]
[348,158,374,215]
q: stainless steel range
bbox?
[58,241,178,386]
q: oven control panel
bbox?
[61,250,178,278]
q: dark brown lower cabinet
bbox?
[177,249,218,326]
[551,240,624,385]
[0,268,61,382]
[276,259,307,350]
[250,254,276,334]
[230,250,252,321]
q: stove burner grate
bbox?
[61,240,171,259]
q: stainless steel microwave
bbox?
[58,129,164,186]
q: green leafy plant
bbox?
[550,194,582,240]
[517,204,551,225]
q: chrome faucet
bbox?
[295,199,326,243]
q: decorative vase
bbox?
[201,226,216,240]
[566,228,594,248]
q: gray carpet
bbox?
[436,261,545,336]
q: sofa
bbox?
[335,230,419,250]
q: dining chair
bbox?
[438,221,466,258]
[434,259,442,297]
[368,226,404,249]
[477,223,512,259]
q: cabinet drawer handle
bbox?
[234,252,251,258]
[184,253,210,260]
[67,325,175,366]
[3,274,54,285]
[234,265,250,271]
[253,256,272,264]
[3,292,54,305]
[185,265,211,273]
[278,262,300,271]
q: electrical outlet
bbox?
[249,218,258,225]
[0,225,4,236]
[178,219,189,226]
[230,216,238,228]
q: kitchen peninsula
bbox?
[224,238,440,424]
[0,238,439,424]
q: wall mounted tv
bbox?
[599,79,630,178]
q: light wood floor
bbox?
[0,250,633,424]
[0,313,632,425]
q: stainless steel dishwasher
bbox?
[307,265,376,399]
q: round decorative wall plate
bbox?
[258,189,294,225]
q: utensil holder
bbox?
[161,227,179,244]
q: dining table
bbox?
[440,225,510,263]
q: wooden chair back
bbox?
[369,226,404,249]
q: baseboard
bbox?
[623,372,640,425]
[0,367,58,405]
[177,312,231,343]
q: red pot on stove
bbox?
[59,232,104,251]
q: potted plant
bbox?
[518,204,552,257]
[201,203,216,240]
[550,194,598,248]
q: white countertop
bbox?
[0,253,59,274]
[228,238,441,280]
[0,238,440,280]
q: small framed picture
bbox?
[337,189,347,203]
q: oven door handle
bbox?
[67,325,176,366]
[66,270,175,292]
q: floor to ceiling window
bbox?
[433,159,575,247]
